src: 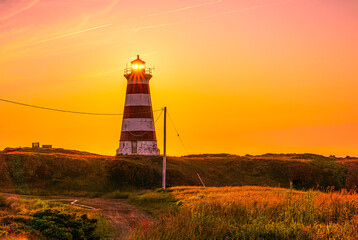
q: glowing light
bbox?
[132,64,144,70]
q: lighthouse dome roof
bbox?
[131,55,145,64]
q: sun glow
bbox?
[0,0,357,156]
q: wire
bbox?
[0,98,161,116]
[128,131,149,137]
[167,110,189,154]
[154,108,164,124]
[0,98,121,115]
[128,109,163,136]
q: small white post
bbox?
[197,173,206,188]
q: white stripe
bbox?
[125,94,152,106]
[117,141,160,155]
[121,118,154,131]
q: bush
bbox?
[30,209,100,240]
[0,194,9,209]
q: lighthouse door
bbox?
[131,141,137,154]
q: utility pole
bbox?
[162,107,167,190]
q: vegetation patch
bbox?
[1,149,357,195]
[128,189,178,217]
[129,186,358,240]
[30,209,99,240]
[6,155,31,194]
[0,194,113,239]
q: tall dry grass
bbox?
[130,186,358,239]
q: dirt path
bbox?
[73,197,152,240]
[2,193,152,240]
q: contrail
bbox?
[213,0,295,17]
[102,0,120,15]
[36,23,112,44]
[132,0,223,20]
[130,0,294,32]
[0,0,39,21]
[131,22,178,32]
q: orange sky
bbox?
[0,0,357,156]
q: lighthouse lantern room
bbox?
[116,55,160,155]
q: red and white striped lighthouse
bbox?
[116,55,160,155]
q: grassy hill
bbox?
[128,186,358,239]
[0,148,357,195]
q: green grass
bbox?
[6,155,30,195]
[102,190,130,199]
[2,149,357,239]
[128,189,178,217]
[0,148,357,196]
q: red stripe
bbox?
[123,106,153,118]
[126,83,150,94]
[125,72,152,82]
[120,131,157,141]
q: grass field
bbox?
[128,186,358,240]
[2,148,358,239]
[3,187,358,239]
[1,148,357,195]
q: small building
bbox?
[32,142,40,148]
[42,145,52,149]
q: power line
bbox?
[0,98,161,116]
[126,109,163,137]
[167,110,189,154]
[154,108,164,124]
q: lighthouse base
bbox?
[116,141,160,156]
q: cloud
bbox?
[102,0,120,15]
[213,0,295,17]
[130,0,294,32]
[35,23,113,44]
[132,0,223,20]
[0,23,11,30]
[0,0,39,21]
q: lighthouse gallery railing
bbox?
[124,67,153,75]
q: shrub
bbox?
[30,209,100,240]
[0,194,9,209]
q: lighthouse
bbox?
[116,55,160,155]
